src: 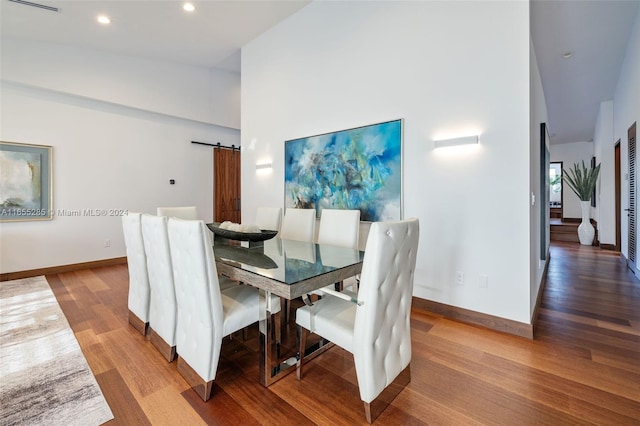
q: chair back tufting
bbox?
[167,218,224,381]
[141,214,177,351]
[121,212,150,327]
[353,218,419,403]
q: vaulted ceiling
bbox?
[0,0,310,71]
[2,0,638,145]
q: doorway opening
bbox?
[550,161,563,223]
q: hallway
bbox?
[535,241,640,420]
[539,241,639,339]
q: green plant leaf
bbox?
[562,160,601,201]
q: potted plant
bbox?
[562,160,601,245]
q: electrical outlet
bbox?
[104,239,111,248]
[479,274,488,288]
[455,271,464,285]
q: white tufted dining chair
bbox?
[158,205,225,265]
[317,208,360,249]
[141,214,178,362]
[279,208,316,242]
[296,218,419,423]
[157,206,199,220]
[277,208,316,322]
[167,218,261,401]
[121,212,151,336]
[255,206,282,232]
[316,208,360,293]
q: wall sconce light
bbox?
[256,162,272,171]
[434,135,479,149]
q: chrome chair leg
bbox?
[296,325,307,380]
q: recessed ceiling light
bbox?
[97,15,111,25]
[562,52,573,59]
[183,3,195,12]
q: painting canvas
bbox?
[1,142,53,221]
[285,119,402,222]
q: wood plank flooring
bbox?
[45,241,640,425]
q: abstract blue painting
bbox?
[285,119,402,222]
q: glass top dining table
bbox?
[213,235,364,386]
[214,236,364,300]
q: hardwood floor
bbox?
[45,241,640,425]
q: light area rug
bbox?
[0,276,113,426]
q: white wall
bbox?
[550,141,594,219]
[242,1,533,323]
[529,37,549,318]
[0,41,240,274]
[593,100,615,244]
[2,38,241,130]
[614,9,640,264]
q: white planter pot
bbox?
[578,200,595,245]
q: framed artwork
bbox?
[285,119,403,222]
[1,141,53,221]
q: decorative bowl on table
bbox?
[206,222,278,242]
